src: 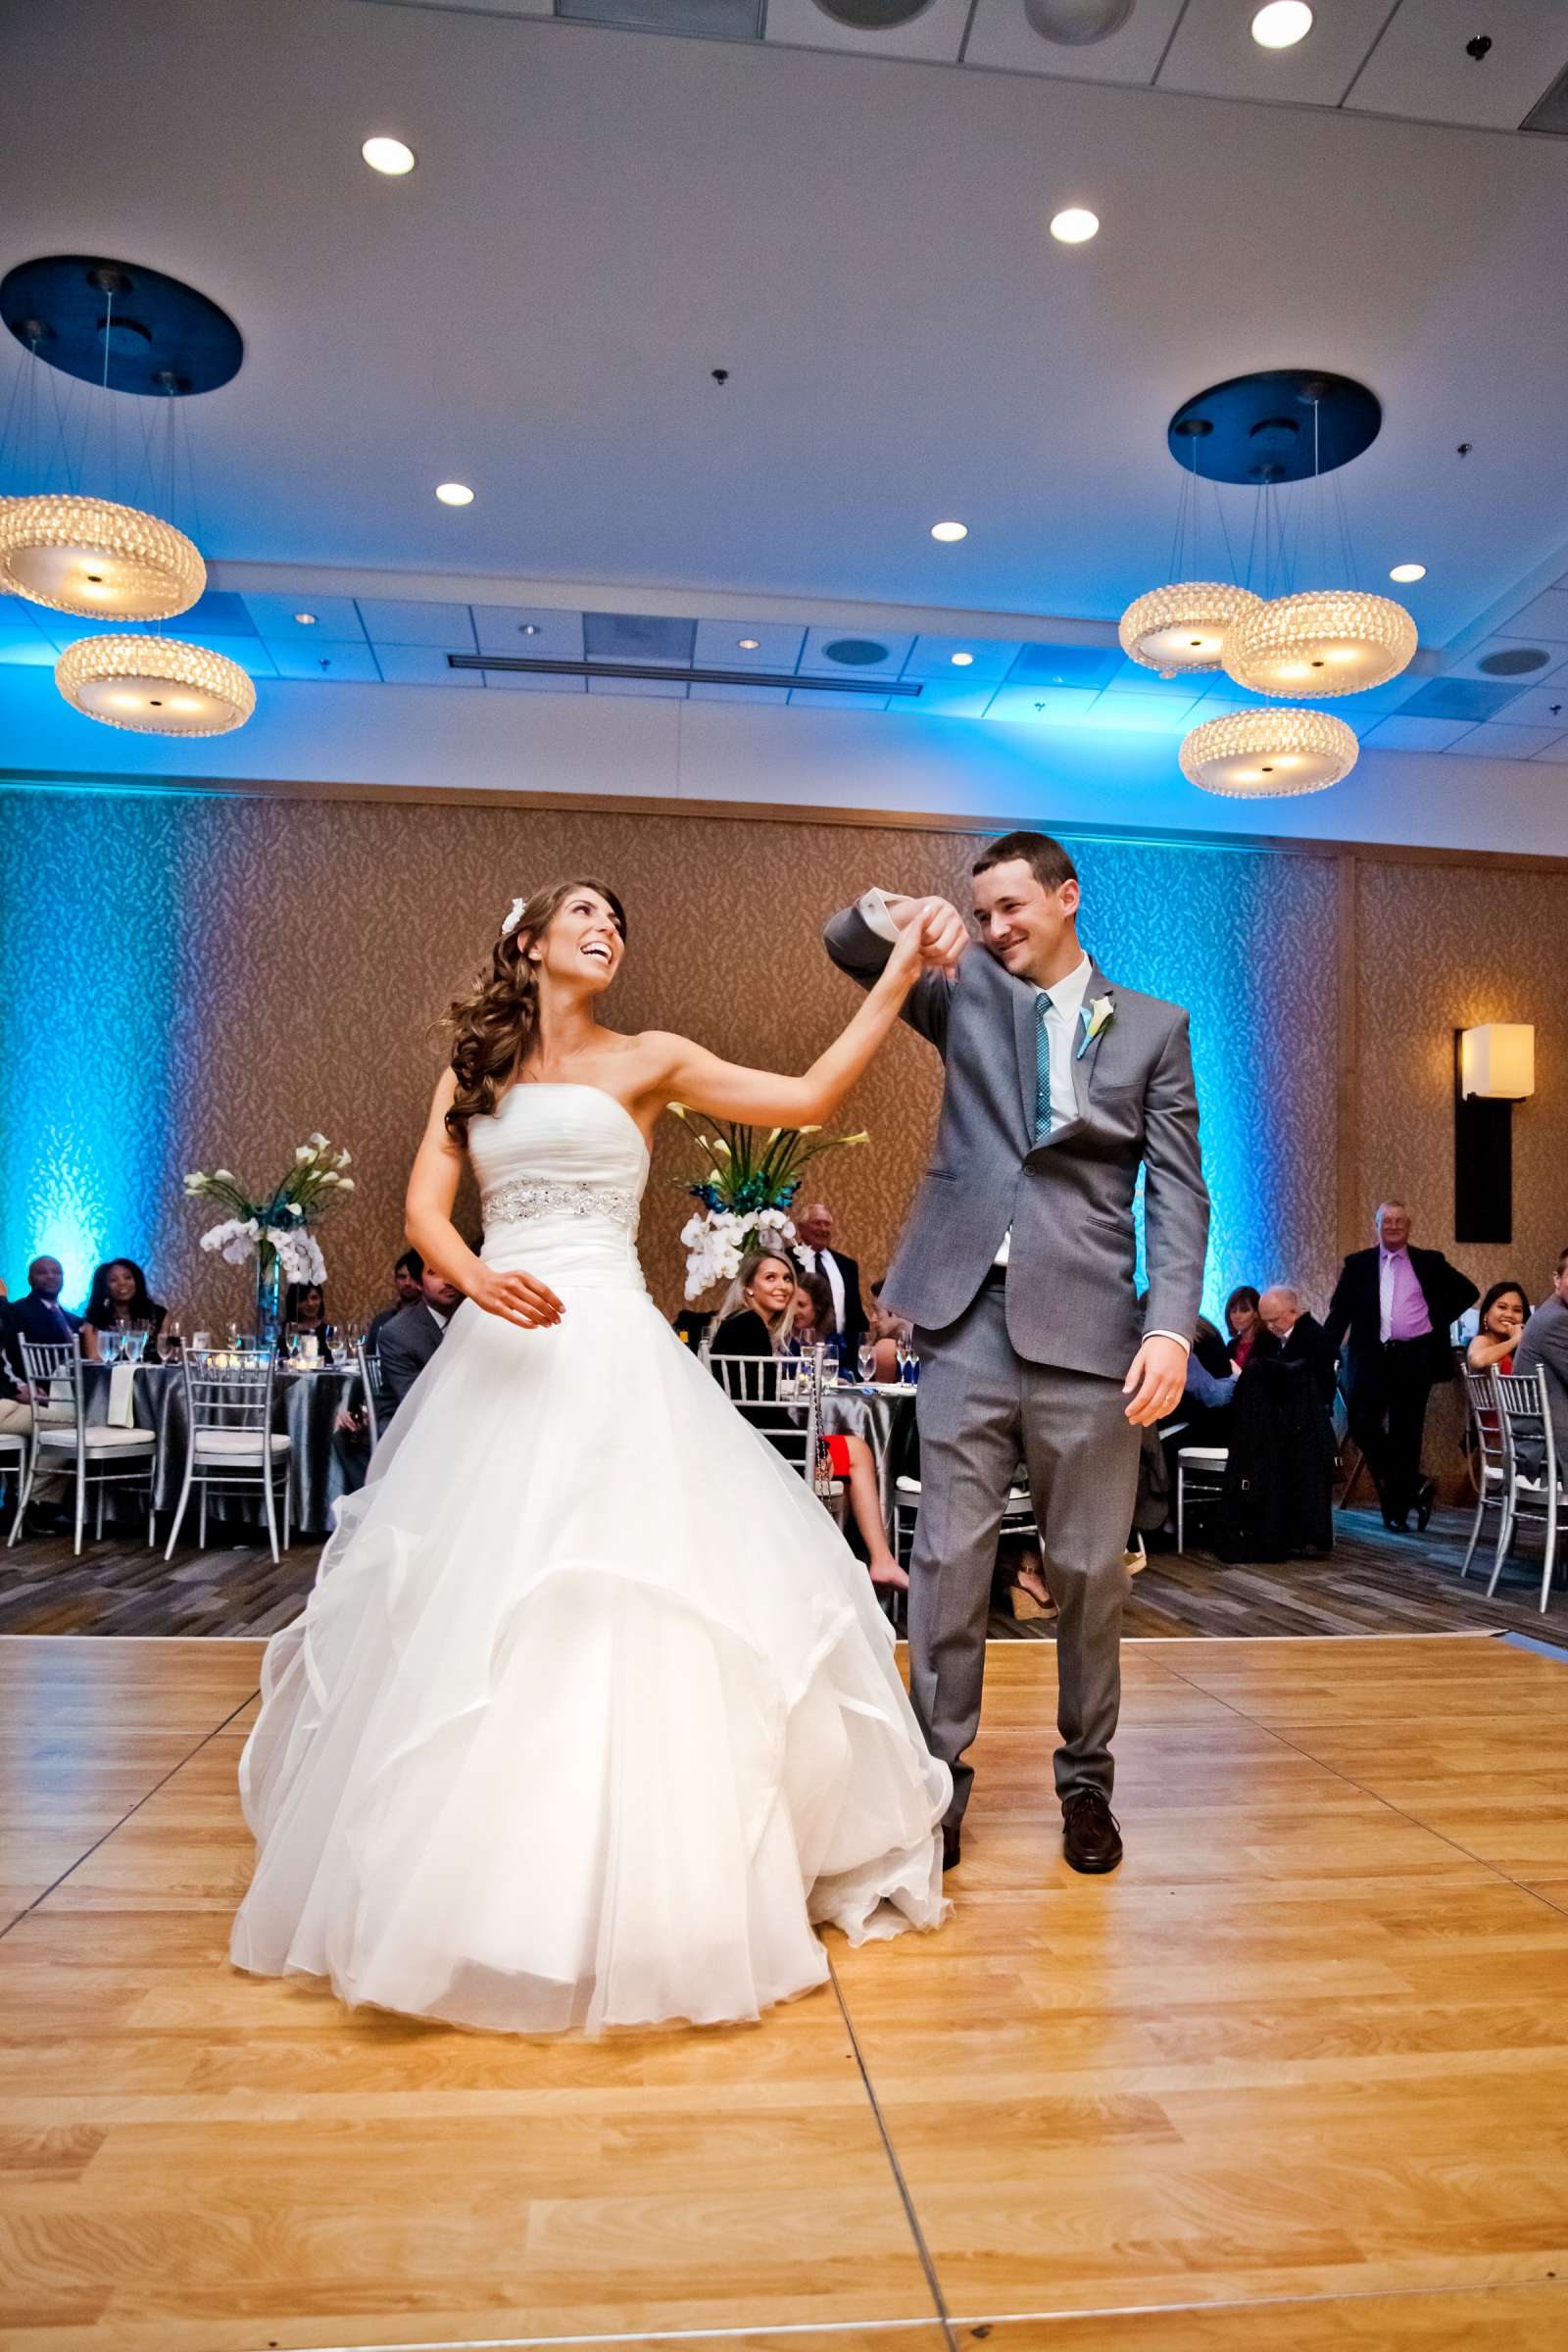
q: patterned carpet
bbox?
[0,1497,1560,1642]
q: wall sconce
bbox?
[1459,1023,1535,1101]
[1454,1024,1535,1244]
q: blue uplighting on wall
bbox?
[0,791,180,1309]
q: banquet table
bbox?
[79,1358,362,1536]
[819,1380,917,1525]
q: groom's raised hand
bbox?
[880,892,968,973]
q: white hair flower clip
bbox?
[500,894,528,940]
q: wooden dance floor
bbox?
[4,1632,1568,2351]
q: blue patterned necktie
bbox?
[1034,992,1054,1141]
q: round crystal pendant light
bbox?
[1118,581,1260,677]
[56,635,255,736]
[1179,706,1357,799]
[0,492,205,619]
[1221,587,1415,698]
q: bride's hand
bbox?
[466,1265,564,1329]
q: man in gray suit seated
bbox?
[378,1265,465,1412]
[1515,1246,1568,1470]
[826,831,1208,1876]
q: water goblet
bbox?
[857,1342,877,1388]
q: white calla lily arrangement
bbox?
[669,1107,869,1302]
[184,1133,356,1291]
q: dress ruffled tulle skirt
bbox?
[231,1250,951,2036]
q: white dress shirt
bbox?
[858,888,1188,1354]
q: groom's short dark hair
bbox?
[972,830,1078,892]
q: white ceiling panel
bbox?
[1088,689,1200,732]
[688,680,791,703]
[1476,679,1568,727]
[589,674,689,697]
[267,639,379,681]
[483,669,585,693]
[788,686,890,710]
[471,606,585,660]
[357,599,478,650]
[692,619,807,669]
[903,634,1017,681]
[890,680,994,716]
[1494,587,1568,642]
[962,0,1184,84]
[987,684,1100,723]
[800,626,915,678]
[0,632,61,666]
[1454,721,1566,760]
[1343,1,1568,129]
[766,0,970,66]
[374,644,481,687]
[241,593,366,642]
[1157,0,1393,107]
[1360,714,1479,751]
[1532,732,1568,760]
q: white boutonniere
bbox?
[1076,993,1115,1061]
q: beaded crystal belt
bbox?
[480,1177,642,1233]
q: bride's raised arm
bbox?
[640,908,928,1130]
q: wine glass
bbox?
[858,1341,877,1388]
[122,1327,147,1364]
[100,1328,123,1366]
[158,1322,182,1364]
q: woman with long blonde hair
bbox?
[232,877,950,2037]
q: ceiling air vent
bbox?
[556,0,763,37]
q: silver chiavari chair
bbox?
[1488,1368,1563,1614]
[711,1343,824,1488]
[355,1339,395,1453]
[1458,1368,1509,1581]
[165,1348,292,1564]
[9,1338,157,1554]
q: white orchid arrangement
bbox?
[669,1107,869,1303]
[184,1133,356,1286]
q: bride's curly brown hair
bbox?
[444,878,628,1146]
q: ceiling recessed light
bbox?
[738,637,760,651]
[294,612,317,625]
[931,520,968,543]
[951,651,975,666]
[362,136,416,175]
[1250,2,1312,49]
[435,482,474,507]
[1389,564,1426,584]
[1050,207,1100,244]
[518,622,540,635]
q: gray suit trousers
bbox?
[909,1277,1140,1825]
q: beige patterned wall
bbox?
[0,790,1559,1367]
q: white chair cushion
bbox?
[1179,1446,1229,1464]
[37,1426,156,1452]
[193,1430,292,1459]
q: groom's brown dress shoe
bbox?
[1062,1789,1122,1875]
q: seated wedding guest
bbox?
[708,1249,906,1590]
[282,1281,329,1343]
[1224,1285,1263,1369]
[790,1269,837,1352]
[82,1257,167,1357]
[1256,1284,1339,1402]
[367,1249,425,1348]
[1467,1280,1530,1376]
[1515,1248,1568,1468]
[379,1266,465,1412]
[792,1200,867,1355]
[866,1280,910,1383]
[1,1257,83,1380]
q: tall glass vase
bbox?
[253,1241,282,1348]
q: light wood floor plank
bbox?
[947,2279,1568,2347]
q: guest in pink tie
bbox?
[1323,1201,1478,1534]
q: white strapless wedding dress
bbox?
[232,1084,950,2035]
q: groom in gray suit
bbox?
[826,832,1208,1874]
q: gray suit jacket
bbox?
[377,1299,448,1413]
[824,905,1209,1381]
[1514,1294,1568,1470]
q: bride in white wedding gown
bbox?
[231,877,952,2035]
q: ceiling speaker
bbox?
[1023,0,1135,44]
[810,0,935,28]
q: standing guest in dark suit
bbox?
[367,1249,425,1350]
[82,1258,168,1357]
[1256,1285,1339,1403]
[1,1257,83,1380]
[1515,1248,1568,1470]
[378,1267,465,1412]
[792,1201,867,1357]
[1323,1201,1478,1534]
